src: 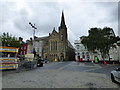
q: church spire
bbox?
[60,10,66,29]
[53,27,55,31]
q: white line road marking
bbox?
[58,62,72,70]
[84,67,101,72]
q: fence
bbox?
[16,57,37,72]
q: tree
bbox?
[1,32,20,48]
[81,27,119,60]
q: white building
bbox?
[74,40,80,61]
[74,36,90,61]
[109,41,120,62]
[34,36,48,57]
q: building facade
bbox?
[18,37,33,56]
[34,36,48,57]
[74,37,106,62]
[18,37,28,55]
[19,43,28,55]
[74,30,120,63]
[74,37,90,61]
[34,11,75,61]
[109,41,120,62]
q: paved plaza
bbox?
[2,61,120,88]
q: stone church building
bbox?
[34,11,75,61]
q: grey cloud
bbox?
[0,2,16,24]
[1,1,118,44]
[23,2,67,37]
[13,8,33,35]
[95,2,118,23]
[118,1,120,36]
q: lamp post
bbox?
[29,22,37,54]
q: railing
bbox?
[16,57,37,72]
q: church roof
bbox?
[52,27,58,34]
[68,41,75,49]
[34,36,48,41]
[49,27,59,38]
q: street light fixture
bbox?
[29,22,37,54]
[29,22,37,40]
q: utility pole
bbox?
[29,22,37,54]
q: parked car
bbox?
[111,67,120,83]
[37,60,44,67]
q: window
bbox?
[24,46,26,50]
[61,34,63,41]
[37,41,39,46]
[51,41,57,51]
[24,51,26,55]
[51,42,53,51]
[76,45,79,47]
[36,42,38,46]
[55,41,57,50]
[37,48,39,52]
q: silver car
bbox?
[111,67,120,83]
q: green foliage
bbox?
[81,27,119,59]
[1,32,20,48]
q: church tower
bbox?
[58,11,68,61]
[59,11,67,41]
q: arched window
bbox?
[55,41,57,50]
[51,41,57,51]
[61,34,63,41]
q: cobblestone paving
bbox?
[2,62,120,88]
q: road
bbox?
[41,61,119,77]
[2,61,120,88]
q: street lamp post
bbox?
[29,22,37,52]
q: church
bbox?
[34,11,75,61]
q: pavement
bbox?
[2,61,120,88]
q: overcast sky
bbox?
[0,0,119,45]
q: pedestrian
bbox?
[91,60,94,63]
[45,59,48,63]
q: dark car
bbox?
[37,60,43,67]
